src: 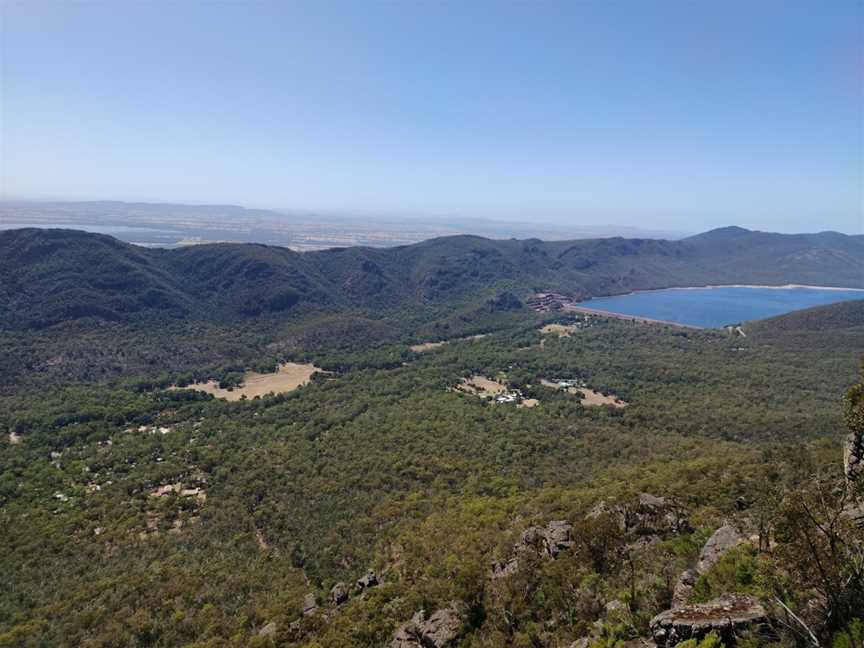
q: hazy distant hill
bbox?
[1,226,862,329]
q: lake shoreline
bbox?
[583,283,864,302]
[572,284,864,329]
[563,304,702,329]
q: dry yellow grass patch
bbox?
[456,375,507,398]
[540,378,627,408]
[409,341,448,352]
[569,387,627,408]
[539,323,580,337]
[409,334,487,353]
[180,362,321,401]
[518,398,539,408]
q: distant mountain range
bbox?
[1,226,862,330]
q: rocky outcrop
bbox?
[650,594,769,646]
[491,520,573,579]
[331,582,348,605]
[842,500,864,528]
[516,520,573,557]
[631,493,692,537]
[588,494,690,540]
[489,556,519,579]
[671,569,699,608]
[845,430,864,483]
[302,593,318,615]
[356,570,379,592]
[672,524,745,607]
[391,606,464,648]
[696,524,744,574]
[258,621,277,637]
[542,520,574,557]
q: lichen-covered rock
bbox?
[650,594,769,646]
[391,605,464,648]
[258,621,277,637]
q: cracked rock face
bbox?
[650,594,769,646]
[391,606,464,648]
[491,519,574,579]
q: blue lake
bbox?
[582,286,864,328]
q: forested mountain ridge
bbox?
[2,226,863,330]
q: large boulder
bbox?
[672,524,745,607]
[650,594,769,646]
[391,605,464,648]
[695,524,745,574]
[302,592,317,615]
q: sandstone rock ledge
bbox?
[650,594,769,646]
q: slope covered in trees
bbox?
[1,226,863,647]
[2,226,863,329]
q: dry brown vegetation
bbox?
[541,378,627,408]
[455,375,507,398]
[539,323,580,337]
[409,334,487,353]
[180,362,321,401]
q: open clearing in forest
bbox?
[457,375,507,397]
[409,334,487,353]
[540,378,627,408]
[180,362,321,401]
[539,323,580,337]
[577,388,627,407]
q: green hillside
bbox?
[1,228,863,648]
[2,227,863,330]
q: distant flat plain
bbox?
[0,200,688,250]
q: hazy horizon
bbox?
[2,1,862,235]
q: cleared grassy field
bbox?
[180,362,321,400]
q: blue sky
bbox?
[1,1,862,233]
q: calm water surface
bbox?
[583,286,864,328]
